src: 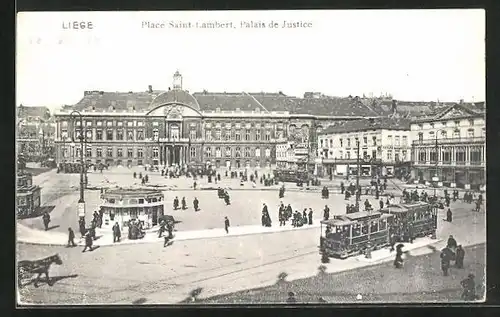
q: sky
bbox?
[16,10,485,111]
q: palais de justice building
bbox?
[54,71,409,170]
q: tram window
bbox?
[138,199,144,204]
[361,225,368,235]
[370,221,379,232]
[110,211,115,221]
[343,225,350,233]
[352,224,361,237]
[380,219,387,230]
[335,226,342,233]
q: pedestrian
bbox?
[393,244,404,268]
[447,235,458,249]
[379,199,384,210]
[440,247,452,276]
[302,209,308,226]
[461,273,476,300]
[286,291,297,304]
[308,208,313,225]
[67,227,76,247]
[455,245,465,269]
[112,222,121,243]
[82,232,94,252]
[446,208,453,222]
[224,216,230,234]
[323,205,330,221]
[79,218,86,238]
[173,196,179,210]
[181,197,187,210]
[42,212,51,231]
[193,197,199,211]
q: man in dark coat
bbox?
[67,227,76,247]
[279,208,285,226]
[440,247,453,276]
[279,187,284,199]
[308,208,313,225]
[323,205,330,221]
[224,192,231,205]
[446,208,453,222]
[455,245,465,269]
[364,199,371,211]
[379,199,384,210]
[82,232,94,252]
[262,204,269,217]
[79,218,86,238]
[340,182,345,194]
[173,197,179,210]
[112,222,121,243]
[42,212,51,231]
[461,273,476,300]
[224,216,230,234]
[447,235,458,249]
[193,197,199,211]
[394,244,404,268]
[302,209,308,225]
[286,204,293,220]
[181,197,187,210]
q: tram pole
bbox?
[355,140,360,211]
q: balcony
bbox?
[412,137,485,146]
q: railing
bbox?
[412,137,485,146]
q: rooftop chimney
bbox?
[148,85,153,93]
[459,99,464,104]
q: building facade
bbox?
[410,103,486,190]
[317,118,412,178]
[17,105,56,162]
[54,72,386,170]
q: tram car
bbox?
[273,169,311,183]
[320,211,394,259]
[379,202,437,242]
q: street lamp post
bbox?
[70,110,86,223]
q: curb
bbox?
[17,223,323,248]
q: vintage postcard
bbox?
[16,10,486,305]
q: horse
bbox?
[18,254,63,288]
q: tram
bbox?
[320,211,394,259]
[273,169,311,183]
[320,202,437,260]
[379,201,437,242]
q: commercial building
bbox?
[316,117,412,178]
[53,72,393,170]
[410,102,486,190]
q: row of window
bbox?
[62,120,283,129]
[416,148,483,163]
[417,128,484,140]
[204,129,279,141]
[63,147,144,158]
[63,120,145,128]
[63,146,272,159]
[204,147,272,158]
[319,135,408,148]
[415,119,476,130]
[322,149,408,161]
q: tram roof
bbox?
[102,187,164,197]
[321,211,391,226]
[385,202,430,213]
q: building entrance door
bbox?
[168,146,181,166]
[152,206,158,226]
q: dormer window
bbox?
[216,107,221,113]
